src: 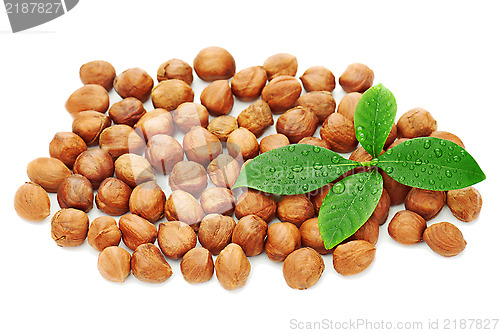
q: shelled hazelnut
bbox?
[73,148,114,189]
[207,154,241,188]
[371,188,391,225]
[158,221,197,259]
[333,240,376,276]
[180,247,214,284]
[283,247,325,290]
[65,84,109,116]
[347,215,379,245]
[338,63,374,93]
[320,113,358,153]
[79,60,116,90]
[384,124,398,149]
[49,132,87,169]
[263,53,298,80]
[276,194,315,227]
[297,137,330,149]
[405,188,446,221]
[215,243,251,290]
[231,215,268,257]
[151,79,194,111]
[168,161,207,198]
[145,134,183,175]
[183,126,223,166]
[193,46,236,81]
[397,108,437,138]
[388,210,427,245]
[337,92,362,122]
[265,222,301,262]
[157,58,193,85]
[14,182,51,221]
[259,133,290,153]
[129,181,166,223]
[95,177,132,216]
[237,100,274,137]
[200,80,234,116]
[276,106,319,143]
[114,67,154,102]
[207,115,238,142]
[198,214,236,255]
[381,164,411,206]
[423,222,466,257]
[235,189,277,223]
[164,190,204,228]
[309,183,333,215]
[134,108,174,142]
[299,218,332,254]
[87,216,121,251]
[446,186,482,222]
[72,111,111,146]
[231,66,267,100]
[261,75,302,113]
[172,102,209,133]
[57,174,94,212]
[299,66,336,92]
[200,187,236,216]
[294,91,336,123]
[227,127,259,160]
[97,246,131,283]
[118,214,157,251]
[131,243,172,283]
[115,153,156,188]
[51,208,89,247]
[99,124,146,159]
[108,97,146,127]
[27,157,72,193]
[430,131,465,148]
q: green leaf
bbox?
[318,170,383,249]
[232,144,360,195]
[377,137,486,191]
[354,83,397,158]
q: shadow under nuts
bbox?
[131,243,172,283]
[265,222,301,262]
[215,243,251,290]
[118,214,157,251]
[235,189,277,223]
[333,240,376,276]
[14,182,51,221]
[276,106,319,144]
[423,222,466,257]
[283,247,325,290]
[129,181,166,223]
[180,247,214,284]
[95,177,132,216]
[51,208,89,247]
[158,221,197,259]
[97,246,131,283]
[198,214,236,255]
[27,157,72,193]
[57,174,94,213]
[231,215,268,257]
[87,216,121,252]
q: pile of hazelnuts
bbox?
[14,47,482,290]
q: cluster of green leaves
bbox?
[233,84,485,249]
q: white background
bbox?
[1,1,499,332]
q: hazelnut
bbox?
[113,68,154,102]
[14,182,51,221]
[276,106,319,144]
[157,58,193,85]
[145,134,183,175]
[276,194,315,227]
[405,188,446,221]
[237,100,274,137]
[180,247,214,284]
[97,246,131,283]
[193,46,236,81]
[79,60,116,90]
[227,127,259,160]
[49,132,87,169]
[333,240,376,276]
[57,174,94,212]
[183,126,223,166]
[299,218,332,255]
[165,190,204,228]
[261,75,302,113]
[108,97,146,127]
[95,177,132,216]
[231,215,268,256]
[235,189,277,223]
[397,108,437,138]
[299,66,336,92]
[320,113,358,153]
[446,186,482,222]
[384,124,398,149]
[207,154,241,188]
[198,214,236,255]
[371,188,391,225]
[168,161,208,198]
[87,216,121,251]
[265,222,301,262]
[131,243,173,283]
[297,137,330,149]
[388,210,427,245]
[283,247,325,290]
[294,91,336,123]
[338,63,374,93]
[172,102,209,133]
[65,84,109,116]
[72,111,111,146]
[158,221,197,259]
[347,215,379,245]
[337,92,362,122]
[118,214,157,251]
[129,181,166,223]
[430,131,465,148]
[259,133,290,154]
[51,208,89,247]
[263,53,298,80]
[215,243,251,290]
[381,170,411,206]
[99,124,146,159]
[388,137,410,149]
[200,80,234,116]
[207,115,238,142]
[423,222,466,257]
[231,66,267,101]
[115,153,156,188]
[134,109,174,142]
[200,187,236,216]
[27,157,72,193]
[151,79,194,111]
[349,146,374,162]
[73,148,114,189]
[309,183,333,215]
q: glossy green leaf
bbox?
[354,83,397,158]
[318,170,383,249]
[232,144,360,195]
[377,137,486,191]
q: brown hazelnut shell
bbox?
[97,246,131,283]
[80,60,116,90]
[151,79,194,111]
[299,66,336,92]
[198,214,236,255]
[134,108,174,143]
[118,214,157,251]
[388,210,427,245]
[299,218,332,255]
[73,148,114,189]
[404,188,446,221]
[207,115,238,142]
[72,111,111,146]
[200,80,234,116]
[263,53,298,80]
[131,243,172,283]
[265,222,301,262]
[129,181,166,223]
[95,177,132,216]
[180,247,214,284]
[237,100,274,137]
[193,46,236,81]
[183,126,223,166]
[14,182,51,221]
[51,208,89,247]
[145,134,184,175]
[207,154,241,188]
[235,189,277,223]
[259,134,290,154]
[283,247,325,290]
[164,190,204,228]
[294,91,336,123]
[261,75,302,114]
[447,186,482,222]
[214,243,251,290]
[200,187,236,216]
[338,63,374,93]
[276,194,315,227]
[108,97,146,127]
[227,127,260,160]
[276,106,319,144]
[232,215,268,257]
[423,222,466,257]
[168,161,208,198]
[333,240,376,276]
[157,58,193,85]
[27,157,72,193]
[99,124,146,159]
[231,66,267,101]
[49,132,87,169]
[113,68,154,102]
[115,153,156,188]
[87,216,121,251]
[320,113,358,153]
[57,174,94,212]
[158,221,197,259]
[172,102,209,133]
[65,84,109,116]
